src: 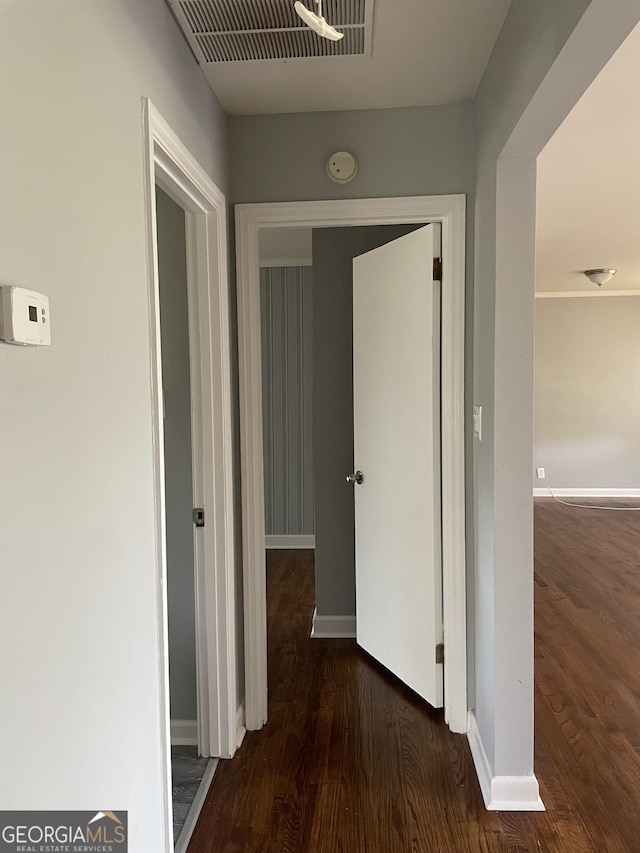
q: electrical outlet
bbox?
[536,467,546,479]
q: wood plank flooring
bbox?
[188,500,640,851]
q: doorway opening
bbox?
[258,223,431,654]
[155,187,216,849]
[237,195,467,738]
[143,100,239,852]
[530,20,640,839]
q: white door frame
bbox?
[236,195,467,735]
[143,100,239,850]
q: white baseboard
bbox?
[265,534,315,549]
[310,607,356,639]
[467,712,545,811]
[534,488,640,498]
[171,719,198,746]
[236,703,246,749]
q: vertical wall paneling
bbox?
[261,267,314,535]
[302,269,314,533]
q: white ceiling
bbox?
[536,23,640,293]
[202,0,511,115]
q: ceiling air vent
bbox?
[167,0,373,62]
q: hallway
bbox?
[188,506,640,851]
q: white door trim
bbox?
[143,99,238,851]
[236,194,467,735]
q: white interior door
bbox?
[352,224,443,708]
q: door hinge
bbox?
[433,257,442,281]
[193,507,205,528]
[436,643,444,664]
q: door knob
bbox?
[346,470,364,485]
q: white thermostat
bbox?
[0,286,51,346]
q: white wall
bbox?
[0,1,228,848]
[535,297,640,490]
[473,0,640,790]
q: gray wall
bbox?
[535,297,640,489]
[230,104,474,204]
[312,225,422,616]
[473,0,591,782]
[156,188,197,722]
[473,0,640,779]
[259,229,313,263]
[0,0,230,836]
[261,266,314,536]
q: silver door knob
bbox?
[346,470,364,485]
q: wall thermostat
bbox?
[326,151,358,184]
[0,286,51,346]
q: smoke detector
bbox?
[326,151,358,183]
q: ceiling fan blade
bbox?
[294,1,344,41]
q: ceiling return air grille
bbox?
[167,0,373,62]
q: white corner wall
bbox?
[0,2,228,849]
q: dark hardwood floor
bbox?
[189,500,640,851]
